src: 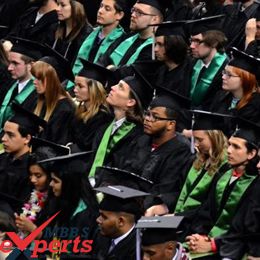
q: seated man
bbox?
[93,185,149,259]
[0,104,46,215]
[136,215,188,260]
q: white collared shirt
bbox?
[172,248,179,260]
[111,117,126,135]
[112,224,135,247]
[18,79,31,93]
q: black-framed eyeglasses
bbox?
[144,110,176,122]
[190,38,204,45]
[222,70,240,79]
[131,7,156,17]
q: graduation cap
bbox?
[95,166,154,192]
[8,103,47,136]
[78,59,119,87]
[150,86,191,112]
[152,21,186,37]
[136,216,184,246]
[9,37,44,60]
[186,14,226,36]
[232,117,260,149]
[39,44,74,82]
[37,151,93,175]
[136,0,165,15]
[228,47,260,76]
[190,110,234,131]
[123,65,155,110]
[95,185,149,217]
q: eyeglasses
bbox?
[144,110,176,122]
[131,7,156,17]
[190,38,204,45]
[222,70,240,79]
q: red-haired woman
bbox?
[210,48,260,134]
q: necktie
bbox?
[108,239,116,253]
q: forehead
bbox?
[101,0,116,8]
[58,0,70,4]
[119,80,131,91]
[75,76,89,85]
[4,121,20,133]
[191,33,203,39]
[8,52,23,61]
[229,136,247,147]
[99,209,118,218]
[155,36,165,43]
[149,106,167,114]
[133,2,152,12]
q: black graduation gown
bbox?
[0,152,32,215]
[164,0,192,21]
[117,134,193,209]
[186,173,260,241]
[8,7,58,45]
[53,24,93,65]
[39,98,75,145]
[92,228,136,260]
[191,57,228,110]
[219,177,260,259]
[223,2,260,50]
[210,91,260,135]
[70,109,113,152]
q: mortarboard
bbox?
[39,44,75,82]
[150,86,191,112]
[95,166,154,192]
[152,21,186,37]
[186,14,226,36]
[123,65,155,110]
[228,47,260,76]
[95,185,149,217]
[190,110,234,131]
[9,37,44,60]
[37,151,93,175]
[9,103,47,136]
[136,215,184,245]
[136,0,165,15]
[78,59,119,87]
[232,117,260,149]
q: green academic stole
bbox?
[109,34,153,66]
[208,172,257,237]
[175,166,212,213]
[88,120,136,178]
[190,52,227,106]
[66,26,125,90]
[0,79,35,128]
[175,160,228,213]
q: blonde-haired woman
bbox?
[31,60,75,144]
[69,65,113,151]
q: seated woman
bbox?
[31,57,75,145]
[38,152,99,258]
[69,60,113,152]
[210,47,260,135]
[185,118,260,259]
[53,0,92,65]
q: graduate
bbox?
[0,103,46,215]
[185,117,260,259]
[0,38,44,132]
[93,185,149,260]
[136,215,188,260]
[210,47,260,134]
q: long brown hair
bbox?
[193,130,227,175]
[55,0,87,42]
[231,66,257,110]
[75,79,110,122]
[31,61,70,121]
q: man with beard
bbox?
[8,0,58,45]
[223,0,260,50]
[99,0,164,67]
[120,87,193,216]
[188,15,228,109]
[67,0,126,90]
